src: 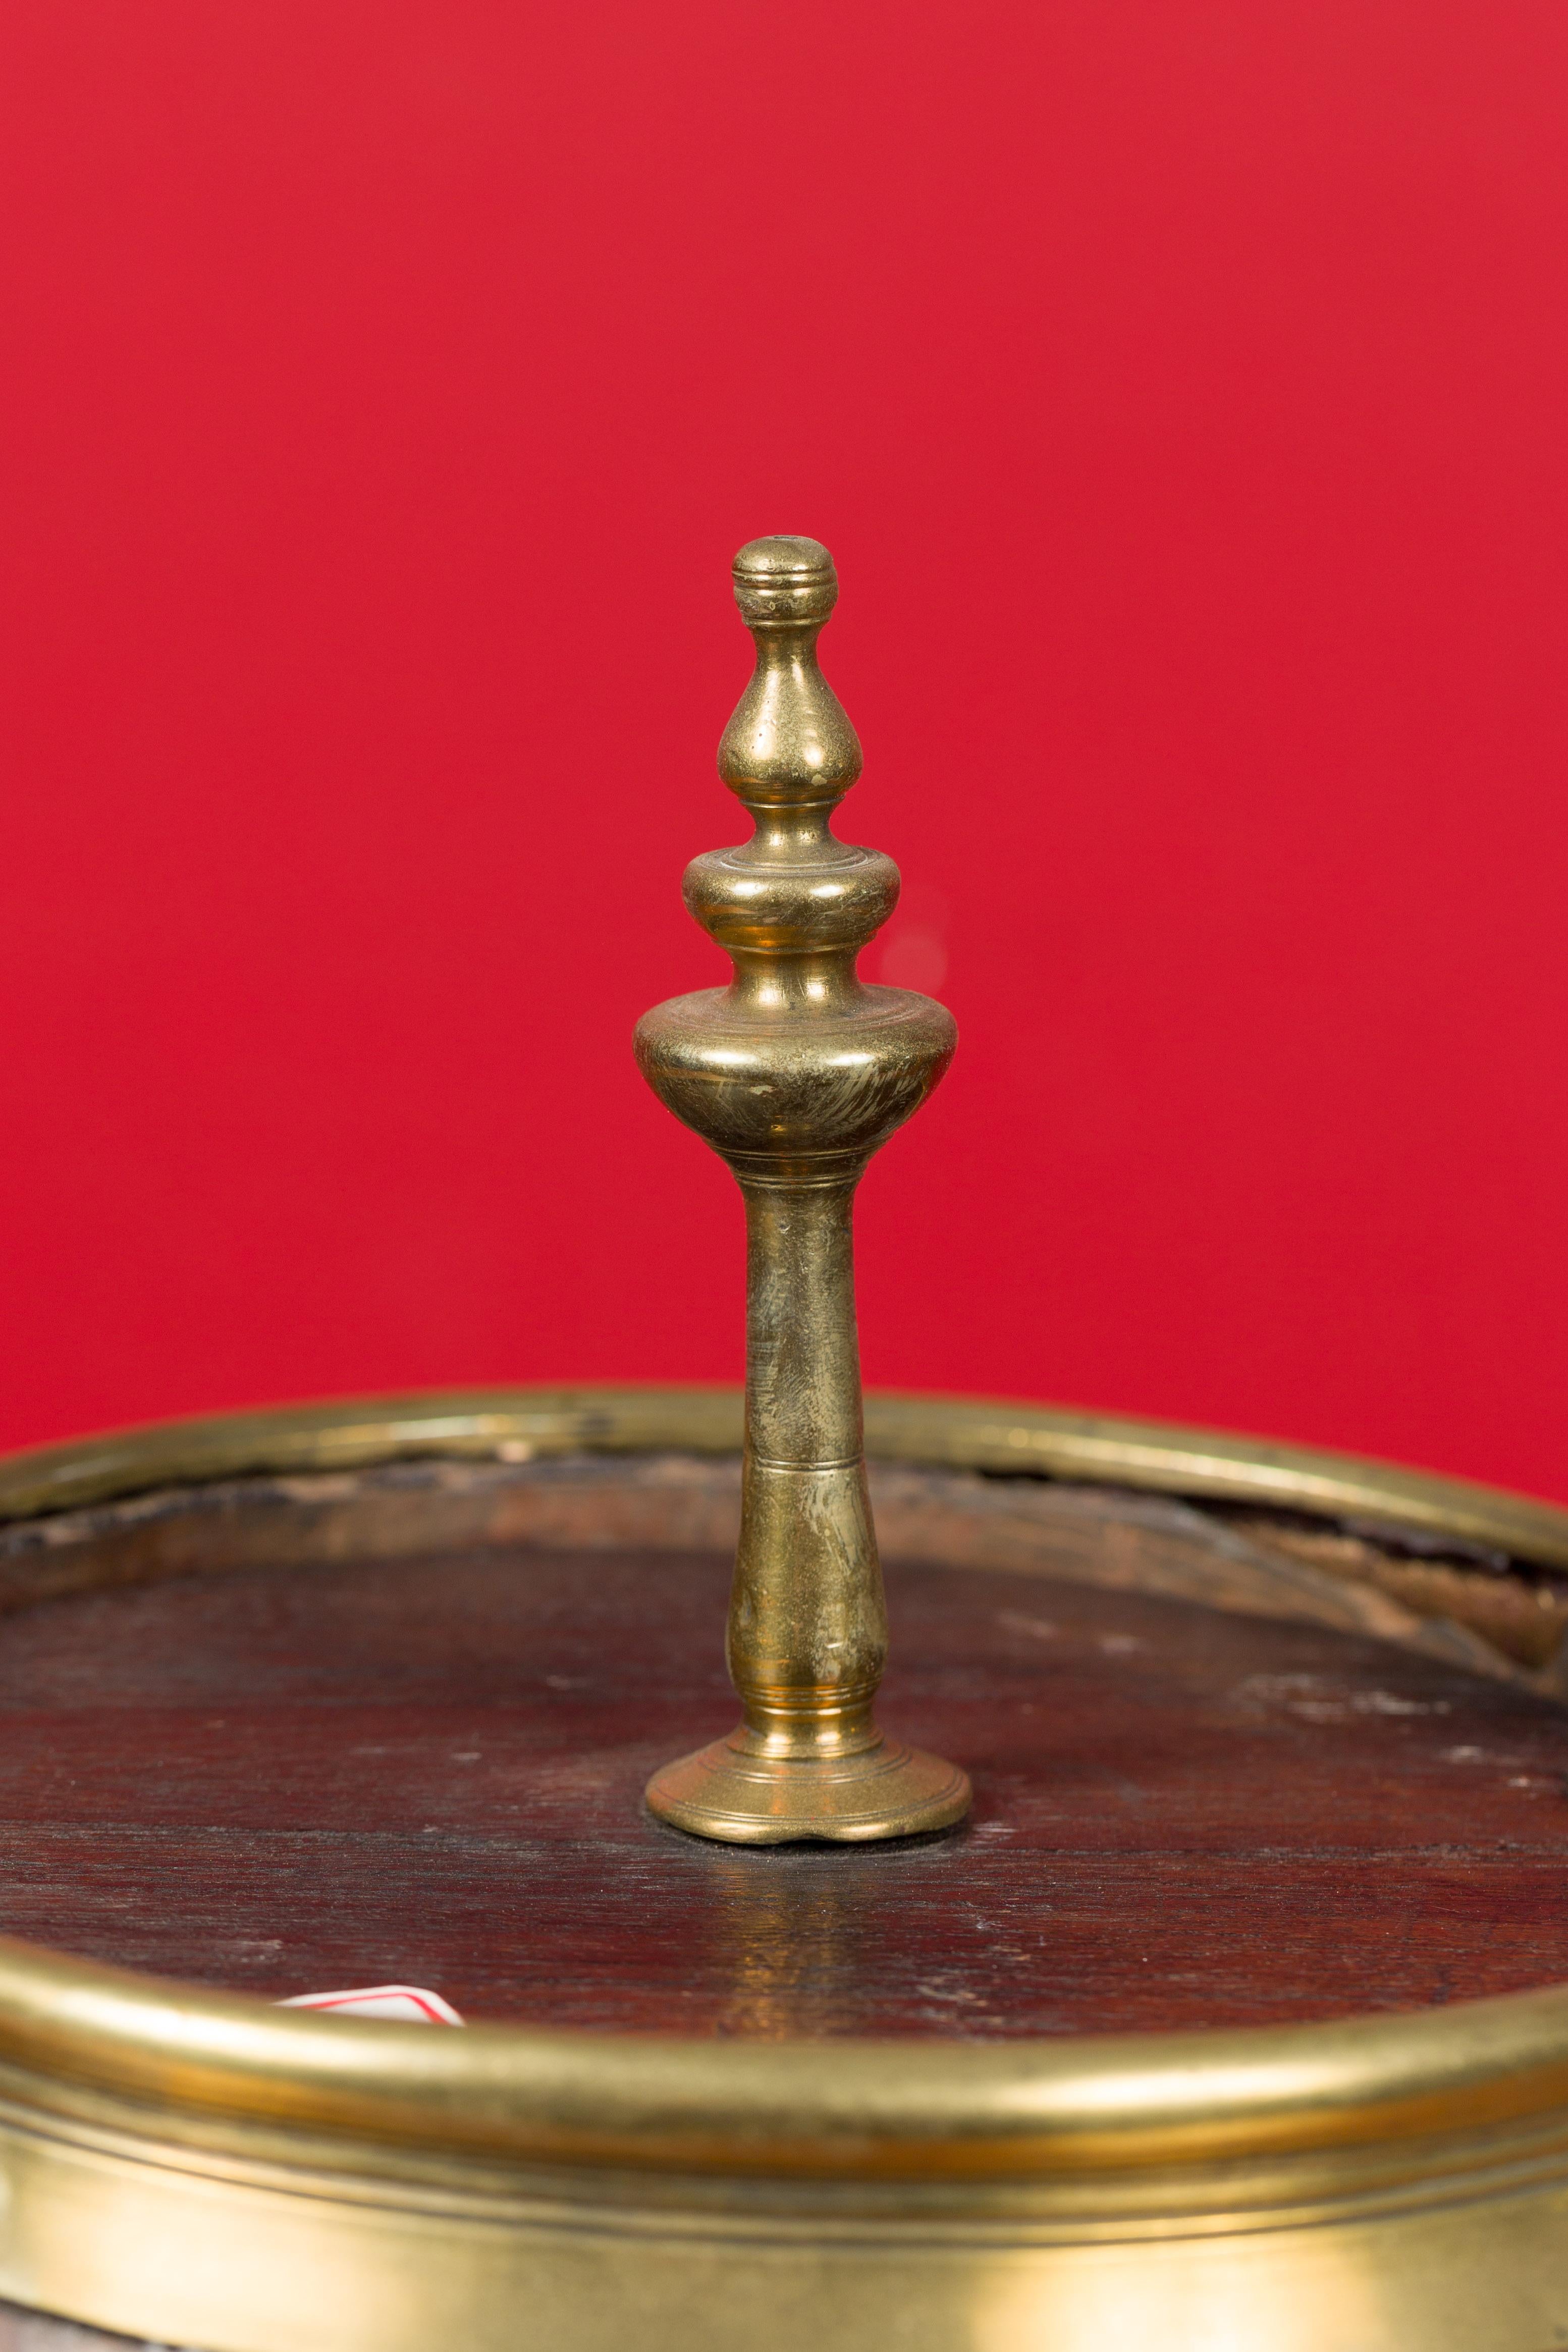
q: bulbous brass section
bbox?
[636,538,970,1842]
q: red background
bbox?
[3,4,1566,1496]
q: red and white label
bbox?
[278,1984,464,2025]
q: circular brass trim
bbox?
[7,1382,1567,1570]
[2,1385,1567,2351]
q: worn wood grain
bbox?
[0,2305,154,2352]
[0,1454,1543,1680]
[0,1506,1564,2037]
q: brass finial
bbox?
[635,537,971,1843]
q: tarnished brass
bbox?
[1,1392,1568,2347]
[8,1384,1568,1576]
[634,538,969,1842]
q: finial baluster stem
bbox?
[636,536,970,1844]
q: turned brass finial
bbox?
[635,537,971,1843]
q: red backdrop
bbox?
[3,3,1566,1498]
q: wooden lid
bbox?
[2,1387,1565,2034]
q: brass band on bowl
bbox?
[0,1384,1565,2352]
[8,1384,1568,1570]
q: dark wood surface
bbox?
[0,1528,1565,2037]
[0,2300,144,2351]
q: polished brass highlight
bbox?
[634,539,969,1842]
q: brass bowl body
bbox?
[1,1386,1567,2350]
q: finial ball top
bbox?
[733,536,838,627]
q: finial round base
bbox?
[645,1726,972,1846]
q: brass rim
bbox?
[0,1380,1565,2184]
[7,1381,1567,1571]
